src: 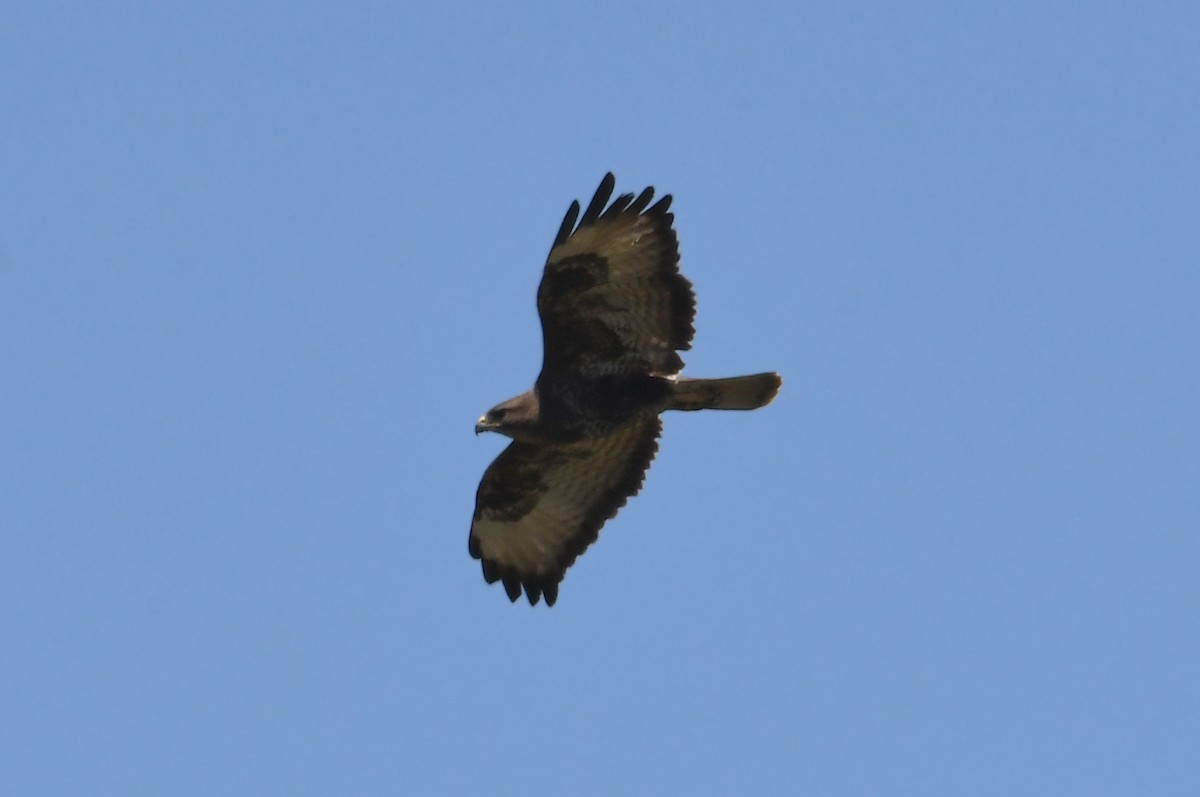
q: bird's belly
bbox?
[539,374,670,438]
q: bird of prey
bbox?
[470,173,781,606]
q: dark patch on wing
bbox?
[471,442,558,522]
[538,255,608,302]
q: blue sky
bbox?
[2,2,1198,794]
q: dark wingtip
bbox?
[627,186,655,215]
[580,173,616,227]
[555,175,668,251]
[524,576,560,607]
[553,199,581,249]
[601,192,636,220]
[480,558,499,583]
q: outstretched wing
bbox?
[537,173,696,380]
[468,418,662,606]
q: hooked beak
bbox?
[475,416,491,435]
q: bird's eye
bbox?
[492,408,507,420]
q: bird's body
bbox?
[470,174,781,606]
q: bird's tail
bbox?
[668,372,782,411]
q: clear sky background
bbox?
[2,2,1198,795]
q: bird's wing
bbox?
[469,417,662,606]
[537,173,696,380]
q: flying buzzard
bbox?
[470,173,781,606]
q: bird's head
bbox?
[475,391,540,440]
